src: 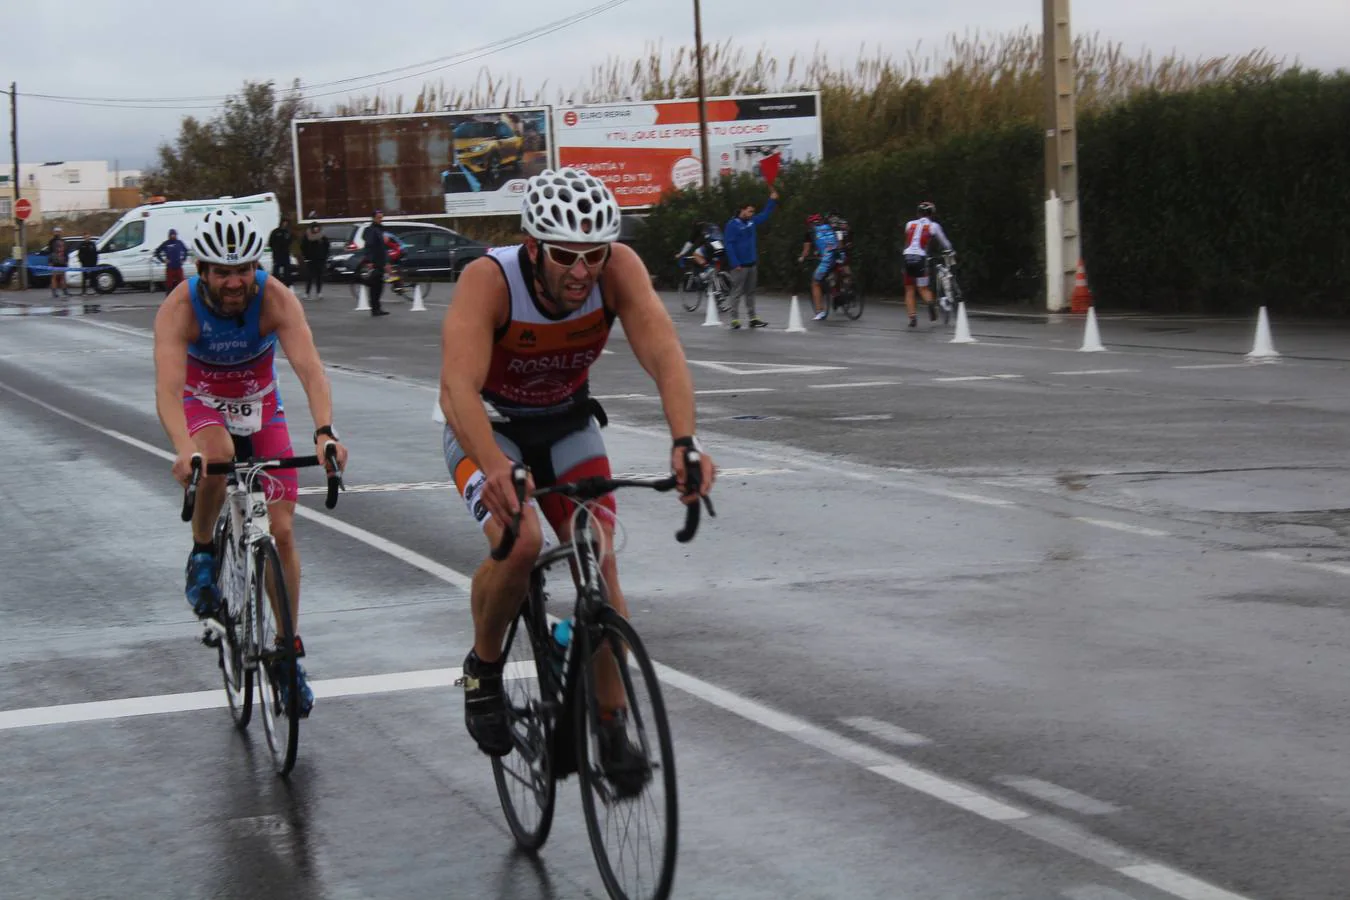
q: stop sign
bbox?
[14,198,31,221]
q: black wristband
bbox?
[672,436,701,451]
[314,425,338,442]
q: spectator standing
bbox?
[268,217,294,284]
[723,187,779,329]
[77,235,99,295]
[363,210,390,317]
[300,222,329,300]
[153,228,190,293]
[46,228,71,298]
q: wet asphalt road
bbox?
[1,285,1348,899]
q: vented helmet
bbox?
[522,168,621,243]
[192,208,265,265]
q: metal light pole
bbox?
[1043,0,1079,311]
[693,0,711,188]
[9,81,25,291]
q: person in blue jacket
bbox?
[722,186,779,329]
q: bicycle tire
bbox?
[678,272,702,312]
[839,275,865,321]
[576,605,678,900]
[253,538,300,776]
[490,591,558,852]
[213,508,252,728]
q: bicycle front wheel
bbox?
[576,606,678,900]
[491,592,558,852]
[839,277,865,321]
[253,538,300,776]
[213,508,251,728]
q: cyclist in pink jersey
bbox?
[153,208,349,717]
[439,168,716,770]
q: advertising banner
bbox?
[552,92,822,209]
[292,106,551,221]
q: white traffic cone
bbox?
[410,283,427,311]
[1246,306,1280,361]
[355,284,371,311]
[786,295,807,333]
[1079,307,1106,352]
[950,301,977,344]
[702,287,721,326]
[432,399,446,424]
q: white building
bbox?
[13,161,144,215]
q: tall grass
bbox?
[324,29,1286,162]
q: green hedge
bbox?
[636,71,1350,314]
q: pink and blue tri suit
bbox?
[181,271,297,502]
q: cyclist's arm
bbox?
[606,244,696,440]
[439,257,512,472]
[676,240,694,258]
[151,287,197,457]
[266,279,335,432]
[932,223,954,254]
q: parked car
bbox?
[328,221,490,281]
[452,119,524,182]
[0,251,53,288]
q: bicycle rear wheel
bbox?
[838,276,865,320]
[213,508,252,728]
[253,537,300,776]
[576,606,678,900]
[678,271,702,312]
[490,590,558,852]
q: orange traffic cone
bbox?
[1070,258,1093,314]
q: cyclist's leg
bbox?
[811,256,830,314]
[538,421,628,713]
[445,425,543,755]
[181,398,237,615]
[249,407,300,627]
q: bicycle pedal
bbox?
[201,630,221,648]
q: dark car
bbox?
[328,221,490,282]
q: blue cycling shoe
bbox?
[272,642,315,718]
[185,550,219,618]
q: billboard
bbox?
[553,92,822,209]
[292,106,552,221]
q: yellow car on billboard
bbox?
[452,119,524,182]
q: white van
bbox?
[73,193,281,294]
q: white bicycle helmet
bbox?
[522,168,621,243]
[192,208,265,265]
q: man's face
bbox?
[529,237,610,311]
[373,212,383,225]
[204,262,257,315]
[739,205,755,220]
[169,230,177,240]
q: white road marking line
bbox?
[5,346,1258,900]
[839,716,932,747]
[593,393,652,400]
[689,360,847,376]
[1072,517,1170,538]
[1050,369,1139,376]
[940,491,1015,507]
[808,381,901,389]
[0,379,474,594]
[695,387,776,395]
[1062,885,1141,900]
[933,374,1023,382]
[297,481,450,495]
[995,777,1121,816]
[1172,363,1252,370]
[1116,864,1251,900]
[830,414,893,422]
[1255,550,1350,578]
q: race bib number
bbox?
[209,398,262,435]
[709,239,724,251]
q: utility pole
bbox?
[693,0,711,189]
[1042,0,1079,311]
[9,81,24,291]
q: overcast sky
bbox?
[4,0,1347,171]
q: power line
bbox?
[18,0,631,111]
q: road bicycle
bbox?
[933,251,964,326]
[347,258,436,303]
[800,255,865,320]
[676,256,732,315]
[181,441,342,776]
[472,457,712,900]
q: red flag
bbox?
[758,152,782,186]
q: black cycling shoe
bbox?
[462,650,513,757]
[598,709,650,800]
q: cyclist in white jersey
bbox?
[901,201,954,328]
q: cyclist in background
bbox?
[798,213,840,321]
[901,201,954,328]
[675,221,726,284]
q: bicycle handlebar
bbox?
[180,444,344,521]
[489,450,715,561]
